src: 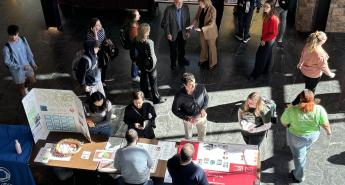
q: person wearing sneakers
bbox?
[249,0,279,80]
[275,0,290,48]
[291,31,335,105]
[234,0,261,43]
[281,90,331,183]
[3,25,38,97]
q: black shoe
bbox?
[208,64,217,71]
[288,171,302,183]
[153,98,166,104]
[277,41,285,49]
[170,65,176,70]
[199,60,209,68]
[234,34,243,41]
[243,36,251,43]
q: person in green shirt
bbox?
[281,89,331,183]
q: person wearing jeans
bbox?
[275,0,289,47]
[291,31,335,105]
[172,73,209,141]
[281,90,331,183]
[235,0,261,43]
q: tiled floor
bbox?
[1,0,345,185]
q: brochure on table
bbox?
[22,88,91,143]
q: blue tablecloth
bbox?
[0,124,36,185]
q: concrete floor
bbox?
[1,0,345,185]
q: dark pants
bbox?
[292,75,321,105]
[236,7,255,39]
[241,131,266,147]
[129,43,140,78]
[168,31,186,67]
[212,0,224,30]
[101,64,108,83]
[250,40,275,78]
[140,69,160,102]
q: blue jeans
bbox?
[276,7,288,42]
[89,122,112,138]
[131,62,140,78]
[286,130,320,182]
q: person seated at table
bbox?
[167,143,209,185]
[124,90,157,139]
[114,129,153,185]
[84,91,113,138]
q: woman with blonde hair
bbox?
[187,0,218,70]
[238,92,276,146]
[281,89,331,183]
[291,31,335,105]
[133,23,165,104]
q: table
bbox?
[155,0,238,6]
[0,124,36,185]
[30,132,107,171]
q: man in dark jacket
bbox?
[167,143,209,185]
[172,73,209,141]
[76,40,105,96]
[161,0,191,69]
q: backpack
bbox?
[98,39,119,66]
[4,36,27,68]
[71,50,96,80]
[119,28,131,50]
[263,98,278,124]
[136,41,153,72]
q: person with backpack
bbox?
[2,25,37,97]
[122,9,141,82]
[238,92,276,147]
[76,40,105,97]
[134,23,166,104]
[86,18,110,88]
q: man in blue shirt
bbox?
[3,25,37,97]
[167,143,209,185]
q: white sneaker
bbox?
[132,76,140,82]
[24,88,29,95]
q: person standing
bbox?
[172,73,208,141]
[3,25,38,97]
[124,91,157,139]
[76,40,105,97]
[114,129,154,185]
[86,18,110,88]
[249,0,279,80]
[161,0,191,69]
[291,31,335,105]
[167,143,209,185]
[134,23,166,104]
[275,0,290,48]
[238,92,276,146]
[281,90,331,183]
[124,9,141,82]
[187,0,218,70]
[234,0,261,43]
[211,0,224,31]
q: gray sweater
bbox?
[114,145,153,184]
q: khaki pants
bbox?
[200,33,217,68]
[183,116,207,141]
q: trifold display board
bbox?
[22,88,91,143]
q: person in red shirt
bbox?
[249,0,279,80]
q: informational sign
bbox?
[22,88,91,143]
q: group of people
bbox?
[2,0,336,184]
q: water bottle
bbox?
[245,1,250,13]
[15,139,22,154]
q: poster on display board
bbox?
[176,141,259,185]
[22,88,91,143]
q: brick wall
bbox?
[295,0,318,32]
[326,0,345,32]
